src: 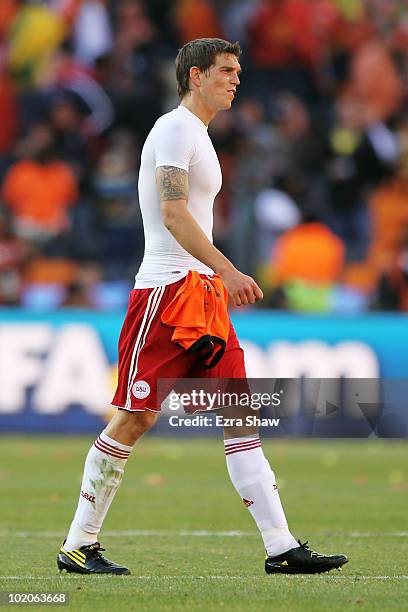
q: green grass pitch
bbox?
[0,436,407,611]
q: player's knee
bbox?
[106,409,158,445]
[133,410,158,434]
[121,411,158,442]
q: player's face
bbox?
[200,53,241,112]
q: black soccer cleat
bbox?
[57,541,130,575]
[265,540,348,575]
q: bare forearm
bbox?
[156,165,263,306]
[164,205,234,275]
[164,204,263,306]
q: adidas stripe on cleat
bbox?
[265,540,348,575]
[57,541,130,575]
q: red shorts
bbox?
[112,277,247,412]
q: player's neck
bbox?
[180,96,215,127]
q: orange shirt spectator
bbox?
[175,0,224,45]
[369,178,408,266]
[272,221,345,285]
[247,0,326,68]
[2,159,78,236]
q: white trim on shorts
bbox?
[125,285,166,409]
[111,404,160,413]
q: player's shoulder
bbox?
[152,107,187,135]
[142,107,198,165]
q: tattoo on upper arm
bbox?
[156,166,188,201]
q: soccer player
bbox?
[57,38,348,575]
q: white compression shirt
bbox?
[135,105,222,288]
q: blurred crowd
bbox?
[1,0,408,313]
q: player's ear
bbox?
[189,66,201,88]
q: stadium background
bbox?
[0,3,407,610]
[0,0,407,436]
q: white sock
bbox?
[224,435,299,557]
[64,431,133,550]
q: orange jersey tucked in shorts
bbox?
[112,275,246,413]
[161,270,230,368]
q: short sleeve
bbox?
[154,119,195,172]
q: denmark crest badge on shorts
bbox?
[132,380,150,399]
